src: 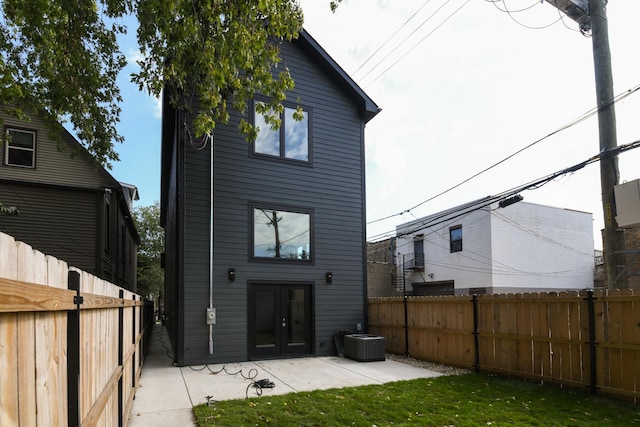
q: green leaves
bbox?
[1,0,305,167]
[132,201,164,299]
[1,0,127,167]
[133,0,304,141]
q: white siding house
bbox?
[395,201,595,295]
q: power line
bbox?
[351,0,434,77]
[487,0,541,14]
[362,0,473,88]
[489,0,565,30]
[368,137,640,241]
[357,0,455,83]
[366,83,640,226]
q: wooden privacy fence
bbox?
[0,232,154,426]
[369,290,640,402]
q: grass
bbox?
[193,373,640,426]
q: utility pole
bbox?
[589,0,627,288]
[544,0,627,288]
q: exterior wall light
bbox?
[227,268,236,283]
[325,272,333,284]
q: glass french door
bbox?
[248,284,312,359]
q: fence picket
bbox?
[369,291,640,402]
[0,313,19,426]
[0,232,152,425]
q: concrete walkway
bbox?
[128,325,444,426]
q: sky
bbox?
[109,1,640,250]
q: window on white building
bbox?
[450,225,462,253]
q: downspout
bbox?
[208,138,214,355]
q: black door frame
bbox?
[248,282,314,360]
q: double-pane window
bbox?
[5,128,36,168]
[253,102,310,162]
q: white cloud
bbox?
[126,48,144,67]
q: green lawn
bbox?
[193,373,640,426]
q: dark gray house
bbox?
[0,108,139,291]
[161,29,380,365]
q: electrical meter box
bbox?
[614,179,640,228]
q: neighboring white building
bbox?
[395,200,595,295]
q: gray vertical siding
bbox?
[173,39,371,364]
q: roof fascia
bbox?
[297,29,381,123]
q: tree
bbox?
[133,201,164,301]
[0,0,304,167]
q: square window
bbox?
[253,101,310,162]
[252,206,312,262]
[450,226,462,253]
[4,128,36,168]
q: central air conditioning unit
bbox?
[344,334,386,362]
[544,0,589,30]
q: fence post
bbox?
[132,294,137,390]
[586,290,598,395]
[472,294,480,373]
[118,289,124,427]
[67,271,81,427]
[402,254,409,357]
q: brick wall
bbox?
[367,238,399,297]
[601,227,640,289]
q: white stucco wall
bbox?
[395,201,594,294]
[489,202,594,291]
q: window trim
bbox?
[250,202,315,264]
[4,126,37,168]
[250,98,313,166]
[449,225,463,253]
[413,235,425,268]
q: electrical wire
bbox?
[357,0,455,83]
[490,0,564,30]
[366,83,640,227]
[368,137,640,241]
[488,0,540,14]
[362,0,473,88]
[392,211,595,279]
[490,209,594,257]
[351,0,434,77]
[152,327,276,399]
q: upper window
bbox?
[413,236,424,268]
[4,128,36,168]
[252,206,313,262]
[253,101,310,162]
[450,225,462,253]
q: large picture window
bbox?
[253,101,310,162]
[4,128,36,168]
[252,206,312,261]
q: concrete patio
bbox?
[128,325,446,426]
